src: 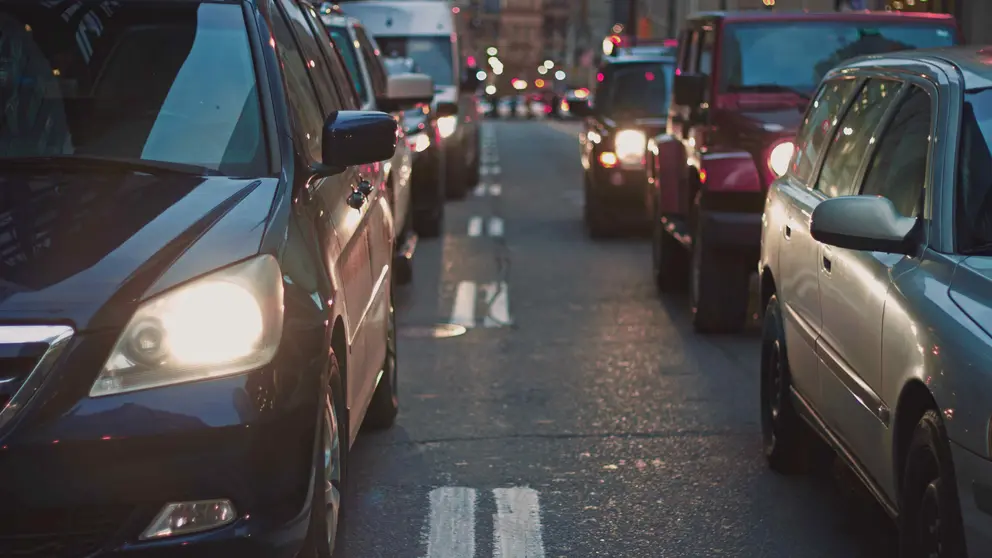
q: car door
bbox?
[818,83,933,479]
[773,76,858,400]
[270,0,376,429]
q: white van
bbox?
[338,0,480,199]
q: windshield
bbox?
[328,26,369,103]
[595,62,673,119]
[721,21,957,95]
[0,2,266,177]
[958,88,992,248]
[375,36,453,86]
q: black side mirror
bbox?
[673,73,707,107]
[460,70,480,93]
[319,111,397,173]
[810,196,918,254]
[435,101,458,118]
[569,99,590,117]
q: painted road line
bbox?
[473,184,487,197]
[482,282,511,328]
[487,217,504,237]
[493,487,545,558]
[425,487,477,558]
[488,184,502,196]
[450,282,477,328]
[481,166,491,176]
[490,165,502,175]
[467,217,483,237]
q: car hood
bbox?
[0,172,276,331]
[949,257,992,339]
[733,107,805,135]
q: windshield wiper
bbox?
[0,155,222,176]
[728,84,811,101]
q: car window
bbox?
[354,27,388,98]
[596,62,673,119]
[276,0,343,114]
[814,79,900,198]
[684,30,700,74]
[0,2,267,176]
[328,26,370,104]
[300,3,360,109]
[791,78,858,182]
[958,88,992,247]
[698,28,714,76]
[859,86,931,218]
[270,0,325,161]
[376,35,454,86]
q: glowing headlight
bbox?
[614,129,647,165]
[768,141,795,178]
[413,133,431,153]
[437,115,458,139]
[90,255,284,397]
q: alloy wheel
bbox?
[761,337,784,451]
[322,393,342,549]
[917,479,944,558]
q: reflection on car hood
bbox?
[0,172,274,330]
[735,107,805,134]
[949,257,992,339]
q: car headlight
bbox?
[768,140,795,178]
[437,115,458,139]
[90,255,284,397]
[412,133,431,153]
[614,129,647,166]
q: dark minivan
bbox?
[0,0,425,556]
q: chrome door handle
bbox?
[822,256,832,273]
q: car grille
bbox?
[0,325,74,433]
[0,505,133,557]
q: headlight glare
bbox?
[437,115,458,139]
[91,255,284,397]
[768,140,795,178]
[614,129,647,165]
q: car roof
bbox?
[688,9,957,24]
[831,46,992,91]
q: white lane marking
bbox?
[450,282,477,327]
[481,167,490,176]
[473,184,487,197]
[487,217,504,237]
[488,184,502,196]
[491,165,502,175]
[425,487,477,558]
[482,282,512,327]
[467,217,483,237]
[493,487,545,558]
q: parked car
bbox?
[338,0,482,199]
[321,9,438,261]
[0,0,414,555]
[759,46,992,557]
[649,10,962,333]
[570,50,675,237]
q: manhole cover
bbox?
[398,323,467,339]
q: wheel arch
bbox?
[759,267,777,320]
[893,379,939,493]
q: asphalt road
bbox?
[339,119,897,558]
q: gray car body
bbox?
[759,46,992,553]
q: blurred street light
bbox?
[485,84,497,95]
[486,46,498,56]
[543,60,554,69]
[535,78,546,88]
[487,56,500,67]
[476,70,487,81]
[493,65,503,75]
[554,70,566,81]
[511,78,527,90]
[537,66,548,75]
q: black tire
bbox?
[760,295,814,475]
[414,207,443,238]
[365,292,399,429]
[689,215,750,333]
[898,410,967,558]
[652,203,688,293]
[300,355,347,558]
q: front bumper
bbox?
[0,330,321,558]
[951,441,992,556]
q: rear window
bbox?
[594,62,673,119]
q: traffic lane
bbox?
[339,120,896,557]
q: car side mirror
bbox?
[568,99,590,117]
[378,73,435,112]
[460,69,480,93]
[673,73,707,107]
[319,110,397,173]
[809,196,918,254]
[435,101,458,118]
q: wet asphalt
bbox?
[338,119,897,558]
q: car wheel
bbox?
[300,355,347,558]
[365,293,399,429]
[898,410,967,558]
[760,294,815,475]
[652,201,687,293]
[689,215,749,333]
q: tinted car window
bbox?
[270,0,325,161]
[355,27,388,97]
[859,86,931,218]
[328,26,370,104]
[957,88,992,246]
[814,79,900,198]
[595,62,673,119]
[0,2,266,176]
[277,0,343,114]
[376,36,453,86]
[721,22,955,95]
[791,78,857,181]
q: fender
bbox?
[696,149,762,195]
[650,134,687,216]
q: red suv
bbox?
[648,10,960,333]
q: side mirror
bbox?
[809,196,918,254]
[460,70,480,93]
[321,110,397,170]
[435,101,458,118]
[568,99,590,117]
[378,73,435,112]
[673,73,707,107]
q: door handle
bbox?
[784,224,792,239]
[822,255,832,273]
